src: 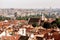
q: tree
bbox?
[43,22,51,29]
[51,20,57,28]
[56,18,60,28]
[32,22,39,27]
[0,16,2,21]
[16,16,22,20]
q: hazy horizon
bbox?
[0,0,60,9]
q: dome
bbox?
[4,20,8,22]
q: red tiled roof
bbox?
[2,35,20,40]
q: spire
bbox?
[42,14,45,20]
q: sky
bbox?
[0,0,60,9]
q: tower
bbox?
[14,12,17,19]
[41,14,45,20]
